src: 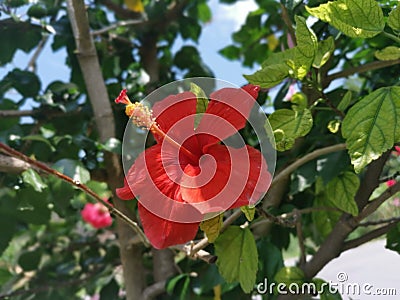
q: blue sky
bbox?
[1,0,258,95]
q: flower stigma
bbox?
[115,89,198,163]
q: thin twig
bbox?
[356,181,400,222]
[324,59,400,86]
[91,19,146,36]
[280,3,296,47]
[273,144,347,184]
[295,210,306,267]
[341,222,398,252]
[26,36,49,72]
[0,142,150,247]
[142,280,167,300]
[359,215,400,227]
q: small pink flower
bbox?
[394,146,400,156]
[81,202,112,229]
[386,179,396,187]
[392,198,400,207]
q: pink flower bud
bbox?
[81,202,112,229]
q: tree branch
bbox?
[0,142,149,246]
[91,19,146,36]
[272,144,347,184]
[342,222,398,252]
[302,154,390,279]
[142,280,166,300]
[0,153,31,173]
[324,59,400,87]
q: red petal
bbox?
[196,87,257,147]
[115,89,129,104]
[152,91,197,143]
[229,145,271,208]
[138,203,199,249]
[242,84,260,100]
[180,144,271,213]
[123,143,203,224]
[116,178,134,200]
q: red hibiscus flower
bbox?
[81,202,113,229]
[115,85,271,249]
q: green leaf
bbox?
[3,69,41,98]
[18,249,42,271]
[219,45,241,60]
[215,226,258,293]
[388,5,400,32]
[245,48,296,88]
[268,108,313,151]
[166,274,190,300]
[199,213,223,243]
[244,63,290,89]
[197,2,212,23]
[274,266,304,286]
[22,135,55,151]
[312,178,341,239]
[306,0,384,38]
[0,19,42,66]
[257,239,284,282]
[313,37,335,68]
[375,46,400,61]
[22,169,47,192]
[0,268,13,286]
[386,223,400,254]
[240,206,255,221]
[100,279,119,300]
[178,16,201,42]
[313,278,343,300]
[337,90,352,112]
[326,172,359,216]
[342,87,400,173]
[16,187,51,224]
[190,82,209,129]
[293,16,317,79]
[53,159,91,184]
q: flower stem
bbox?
[0,142,150,246]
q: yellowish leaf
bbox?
[200,214,223,243]
[213,285,221,300]
[124,0,144,13]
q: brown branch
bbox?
[0,265,103,299]
[142,280,166,300]
[302,154,390,279]
[0,142,149,245]
[295,210,306,267]
[280,3,296,47]
[324,59,400,87]
[359,215,400,227]
[0,153,31,173]
[273,144,347,184]
[342,222,398,252]
[91,19,146,36]
[356,181,400,222]
[0,108,83,119]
